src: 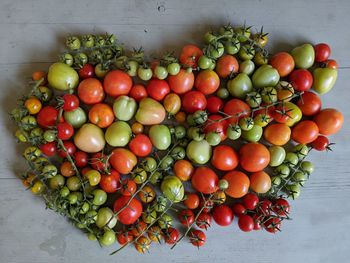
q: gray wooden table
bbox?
[1,1,350,262]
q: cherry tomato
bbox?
[40,142,57,157]
[37,106,59,128]
[191,167,219,194]
[252,214,262,230]
[32,70,47,83]
[175,111,186,123]
[73,151,88,167]
[88,103,114,128]
[131,221,147,237]
[203,114,229,141]
[57,122,74,140]
[325,59,338,69]
[264,218,281,233]
[179,44,203,68]
[164,227,179,245]
[99,169,120,193]
[90,152,110,172]
[117,231,133,245]
[269,52,295,77]
[109,148,137,174]
[291,120,319,144]
[184,193,200,209]
[199,198,214,213]
[146,79,170,101]
[212,204,233,227]
[313,108,344,135]
[239,143,270,172]
[289,69,313,91]
[131,122,144,134]
[129,84,147,102]
[215,54,239,78]
[138,185,156,203]
[249,171,271,194]
[311,135,330,151]
[78,78,104,104]
[57,141,76,158]
[168,69,195,94]
[297,91,322,116]
[196,212,212,230]
[178,209,195,226]
[79,63,95,79]
[263,123,291,146]
[195,69,220,95]
[174,160,194,181]
[62,94,79,112]
[113,196,142,225]
[314,43,331,62]
[242,193,259,210]
[60,161,75,177]
[182,91,207,113]
[25,97,42,114]
[189,230,206,247]
[129,134,153,157]
[134,236,150,253]
[238,214,254,232]
[120,179,137,196]
[232,203,246,216]
[103,70,133,97]
[223,171,250,198]
[223,99,250,124]
[206,96,224,113]
[211,145,238,171]
[273,198,290,216]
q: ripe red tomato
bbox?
[314,43,331,62]
[195,69,220,95]
[57,141,76,158]
[273,198,290,216]
[289,69,313,91]
[57,122,74,140]
[113,196,142,225]
[239,143,270,172]
[191,167,218,194]
[78,78,104,104]
[146,79,170,101]
[164,227,179,245]
[184,193,200,209]
[189,230,206,247]
[232,203,246,216]
[40,142,57,156]
[270,104,290,124]
[62,94,79,112]
[178,209,195,226]
[223,171,250,198]
[79,63,95,79]
[291,120,319,144]
[90,152,110,172]
[313,108,344,136]
[88,103,114,128]
[211,145,239,171]
[212,204,234,227]
[259,199,273,215]
[238,214,254,232]
[264,217,281,233]
[242,193,259,210]
[203,114,229,141]
[129,134,153,157]
[103,70,132,97]
[99,169,120,193]
[179,44,203,68]
[325,59,338,69]
[109,148,137,174]
[37,106,59,128]
[120,179,137,196]
[206,96,224,113]
[117,231,134,245]
[182,91,207,113]
[73,151,88,167]
[168,69,194,94]
[311,135,330,151]
[223,99,250,124]
[297,91,322,116]
[199,198,214,213]
[269,52,295,77]
[215,54,239,78]
[129,84,147,102]
[196,212,212,230]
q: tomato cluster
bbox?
[11,26,344,253]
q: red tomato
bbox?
[57,122,74,140]
[113,196,142,225]
[109,148,137,174]
[168,69,194,94]
[120,179,137,196]
[215,54,239,78]
[99,169,120,193]
[191,167,218,194]
[313,108,344,136]
[232,203,246,216]
[239,143,270,172]
[129,134,153,157]
[79,63,95,79]
[289,69,313,91]
[292,120,319,144]
[194,69,220,95]
[196,212,212,230]
[297,91,322,116]
[311,135,330,151]
[129,84,148,102]
[189,230,206,247]
[314,43,331,62]
[325,59,338,69]
[57,141,76,158]
[164,227,179,245]
[103,70,132,97]
[203,114,229,141]
[242,193,259,210]
[73,151,88,167]
[117,231,134,245]
[273,198,290,216]
[178,209,195,226]
[179,44,203,68]
[184,193,200,209]
[146,79,170,101]
[206,96,224,113]
[264,217,281,233]
[223,171,250,198]
[182,91,207,113]
[269,52,295,77]
[211,145,239,171]
[90,152,110,172]
[78,78,104,104]
[270,104,292,124]
[223,99,250,124]
[62,94,79,112]
[40,142,57,157]
[212,204,234,227]
[238,214,254,232]
[37,106,58,128]
[88,103,114,128]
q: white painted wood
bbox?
[1,0,350,262]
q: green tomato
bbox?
[149,125,171,150]
[161,176,184,203]
[132,168,148,184]
[208,42,224,58]
[64,107,87,128]
[42,164,58,178]
[291,43,315,69]
[227,73,253,99]
[239,60,255,75]
[241,125,262,142]
[293,144,309,159]
[67,193,78,204]
[137,67,153,81]
[135,98,166,125]
[269,146,286,167]
[149,171,162,185]
[87,233,97,241]
[224,39,240,55]
[32,157,50,170]
[73,52,88,66]
[293,171,307,186]
[85,210,98,224]
[204,31,216,44]
[187,127,205,141]
[301,161,314,175]
[153,196,168,212]
[275,164,290,178]
[284,152,299,167]
[105,121,132,147]
[158,213,173,229]
[96,207,117,229]
[312,68,338,95]
[235,27,251,42]
[271,176,282,186]
[239,117,254,131]
[171,146,186,160]
[47,62,79,91]
[198,55,213,69]
[186,140,212,164]
[66,36,81,50]
[154,65,168,79]
[95,35,105,46]
[227,124,241,140]
[48,174,65,190]
[81,34,95,48]
[252,65,280,89]
[113,95,137,121]
[100,230,116,246]
[216,87,230,99]
[21,116,37,131]
[67,176,81,191]
[286,184,301,199]
[60,53,74,66]
[141,157,157,172]
[261,87,278,104]
[160,156,174,170]
[60,186,70,198]
[174,125,186,139]
[206,132,221,146]
[142,208,157,224]
[15,129,28,142]
[167,62,181,75]
[126,60,138,77]
[238,45,255,60]
[92,189,107,206]
[246,91,262,108]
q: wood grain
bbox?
[1,0,350,262]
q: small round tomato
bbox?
[289,69,313,91]
[311,135,330,151]
[174,160,194,181]
[313,108,344,136]
[203,114,229,141]
[103,70,133,97]
[57,122,74,140]
[223,171,250,198]
[129,84,148,102]
[25,97,42,114]
[109,148,137,174]
[215,54,239,78]
[40,142,57,157]
[325,59,338,69]
[223,99,250,124]
[117,231,133,245]
[184,193,200,209]
[249,171,271,194]
[163,93,181,115]
[196,212,212,230]
[178,209,195,226]
[32,70,47,82]
[78,78,104,104]
[131,122,144,134]
[264,123,291,146]
[264,217,281,233]
[37,106,59,128]
[99,169,120,193]
[60,161,75,177]
[79,63,95,79]
[269,52,295,77]
[90,152,110,172]
[211,145,238,171]
[146,79,170,101]
[206,96,224,113]
[212,204,234,227]
[239,143,270,172]
[120,179,137,196]
[242,193,259,210]
[179,44,203,68]
[88,103,114,128]
[292,120,319,144]
[129,134,153,157]
[273,198,291,216]
[238,214,254,232]
[164,227,179,245]
[62,94,79,112]
[182,91,207,113]
[134,236,150,253]
[57,141,76,158]
[297,91,322,116]
[113,196,142,225]
[189,230,206,247]
[168,69,194,94]
[314,43,331,62]
[232,203,246,216]
[73,151,88,167]
[195,69,220,95]
[191,167,218,194]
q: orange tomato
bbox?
[168,69,194,94]
[78,78,105,104]
[163,93,181,115]
[179,45,203,68]
[134,236,150,253]
[174,160,194,181]
[313,108,344,136]
[270,52,295,77]
[215,54,239,78]
[239,143,270,172]
[60,161,75,177]
[109,148,137,174]
[131,122,144,134]
[32,70,47,84]
[292,120,319,144]
[194,69,220,95]
[184,193,200,209]
[250,171,271,194]
[138,185,156,203]
[120,179,137,196]
[222,171,250,198]
[175,111,186,123]
[24,97,42,115]
[191,167,218,194]
[88,103,114,128]
[264,123,291,146]
[211,145,239,171]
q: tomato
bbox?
[269,52,295,77]
[32,70,47,83]
[291,43,315,69]
[179,44,203,68]
[131,221,147,237]
[311,135,330,151]
[325,59,338,69]
[120,179,137,196]
[129,84,147,102]
[289,69,313,91]
[184,193,200,209]
[227,73,253,99]
[138,185,156,203]
[64,107,87,128]
[264,217,281,233]
[117,231,133,245]
[129,134,153,157]
[195,69,220,95]
[135,98,166,125]
[40,142,57,157]
[147,226,163,243]
[269,146,286,167]
[105,121,132,147]
[252,65,280,89]
[182,91,207,113]
[196,212,211,230]
[212,204,233,227]
[25,97,42,115]
[163,93,181,115]
[264,123,291,146]
[242,193,259,210]
[297,91,322,116]
[223,99,250,124]
[78,78,104,104]
[284,102,303,127]
[131,122,144,134]
[113,196,142,225]
[99,170,120,193]
[239,143,270,172]
[222,171,250,198]
[313,108,343,135]
[149,124,171,150]
[168,69,194,94]
[103,70,132,97]
[88,103,114,128]
[79,63,95,79]
[312,67,338,95]
[273,198,290,216]
[73,151,88,167]
[232,203,246,216]
[206,96,224,113]
[238,215,254,232]
[47,62,79,91]
[109,148,137,174]
[203,114,228,141]
[186,139,212,165]
[178,209,195,226]
[146,79,170,101]
[211,145,238,171]
[74,124,105,153]
[90,152,110,172]
[164,227,179,245]
[62,94,79,112]
[191,167,218,194]
[134,236,150,253]
[57,122,74,140]
[161,176,184,203]
[215,54,239,78]
[189,230,206,247]
[249,171,271,194]
[37,106,58,128]
[60,161,75,177]
[174,160,194,181]
[314,43,331,62]
[57,141,76,158]
[292,120,319,144]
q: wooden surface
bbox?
[1,0,350,262]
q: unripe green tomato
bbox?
[141,157,157,172]
[227,124,241,140]
[60,186,70,198]
[293,144,309,159]
[206,132,221,146]
[246,92,262,108]
[171,146,186,160]
[60,53,74,66]
[225,39,240,55]
[113,96,137,121]
[126,60,138,77]
[301,161,314,175]
[271,176,282,186]
[238,45,255,60]
[73,52,88,66]
[269,146,286,167]
[149,171,162,185]
[66,36,81,50]
[153,196,168,212]
[216,87,230,99]
[286,184,301,199]
[239,60,255,75]
[100,230,116,246]
[284,152,299,167]
[79,202,90,214]
[67,193,78,204]
[42,164,58,178]
[43,130,56,142]
[198,55,213,69]
[193,110,208,124]
[142,209,157,224]
[49,174,65,190]
[160,156,174,170]
[137,67,153,81]
[161,176,184,202]
[154,65,168,79]
[67,176,81,191]
[167,63,181,75]
[92,189,107,206]
[293,171,307,186]
[158,213,173,229]
[174,125,186,139]
[85,210,98,224]
[209,42,224,58]
[64,107,87,128]
[105,121,132,147]
[96,207,117,228]
[15,129,28,142]
[239,117,254,131]
[187,127,205,141]
[149,125,171,150]
[81,34,95,48]
[261,87,278,104]
[186,140,212,164]
[132,168,148,184]
[275,164,290,178]
[87,233,97,241]
[241,125,262,142]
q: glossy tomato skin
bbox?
[239,143,270,172]
[238,214,254,232]
[195,69,220,95]
[191,167,218,194]
[215,54,239,78]
[313,108,344,136]
[129,84,147,102]
[206,96,224,113]
[311,135,329,151]
[113,196,142,225]
[269,52,295,77]
[37,106,59,128]
[249,171,271,194]
[99,169,120,193]
[90,152,110,172]
[203,114,229,141]
[212,204,234,227]
[62,94,79,112]
[109,148,137,174]
[79,63,95,79]
[211,145,239,171]
[297,91,322,116]
[146,79,170,101]
[179,44,203,68]
[184,193,200,209]
[223,171,250,198]
[174,160,194,181]
[189,230,206,247]
[40,142,57,157]
[78,78,104,104]
[242,193,259,210]
[129,134,153,157]
[196,212,212,230]
[292,120,319,144]
[232,203,246,216]
[57,122,74,140]
[289,69,313,91]
[103,70,133,97]
[164,227,179,245]
[263,123,291,146]
[88,103,114,128]
[223,99,250,124]
[57,141,76,158]
[314,43,331,62]
[73,151,88,167]
[168,69,194,94]
[182,91,207,113]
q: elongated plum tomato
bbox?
[135,98,166,125]
[168,69,194,94]
[113,196,142,225]
[215,54,239,78]
[313,108,344,135]
[182,91,207,113]
[291,120,319,144]
[269,52,295,77]
[297,91,322,116]
[239,143,270,172]
[223,99,251,124]
[74,123,105,153]
[191,167,218,194]
[195,69,220,95]
[109,148,137,174]
[77,78,104,104]
[223,171,250,198]
[103,70,132,97]
[211,145,239,171]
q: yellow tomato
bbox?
[25,97,42,114]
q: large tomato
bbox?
[223,99,251,124]
[182,91,207,113]
[297,91,322,116]
[146,79,170,101]
[203,114,229,141]
[179,44,203,68]
[129,134,153,157]
[291,120,319,144]
[269,52,295,77]
[222,171,250,198]
[103,70,132,97]
[113,196,142,225]
[88,103,114,128]
[191,167,218,194]
[168,69,194,94]
[249,171,271,194]
[99,169,120,193]
[313,108,344,135]
[211,145,238,171]
[215,54,239,78]
[239,143,270,172]
[194,70,220,95]
[263,123,291,146]
[78,78,104,104]
[109,148,137,174]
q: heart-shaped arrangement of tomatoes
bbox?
[11,24,344,254]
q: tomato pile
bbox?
[11,25,344,253]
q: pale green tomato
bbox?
[292,171,307,186]
[227,73,253,99]
[149,125,171,150]
[206,132,221,146]
[241,125,262,142]
[64,107,87,128]
[312,68,338,95]
[47,62,79,90]
[239,60,255,75]
[252,65,280,89]
[286,184,301,199]
[135,98,166,125]
[74,124,105,153]
[126,60,138,77]
[284,152,299,167]
[105,121,132,147]
[100,230,116,246]
[113,96,137,121]
[92,189,107,206]
[301,161,314,175]
[48,174,65,190]
[275,164,290,178]
[227,124,241,140]
[154,65,168,79]
[96,207,117,229]
[268,146,286,167]
[186,140,212,164]
[161,176,184,203]
[158,213,173,229]
[291,43,315,69]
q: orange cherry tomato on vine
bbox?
[179,44,203,68]
[239,143,270,172]
[215,54,239,78]
[263,123,291,146]
[99,169,120,193]
[168,69,194,94]
[194,69,220,95]
[184,193,200,209]
[117,231,134,245]
[182,91,207,113]
[297,91,322,116]
[32,70,47,83]
[88,103,114,128]
[222,171,250,198]
[249,171,271,194]
[131,122,144,134]
[292,120,319,144]
[269,52,295,77]
[103,70,133,97]
[129,134,153,157]
[78,78,105,104]
[223,99,250,124]
[191,167,218,194]
[173,159,194,181]
[25,97,42,114]
[129,84,148,102]
[313,108,344,136]
[109,148,137,174]
[211,145,238,171]
[146,79,170,101]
